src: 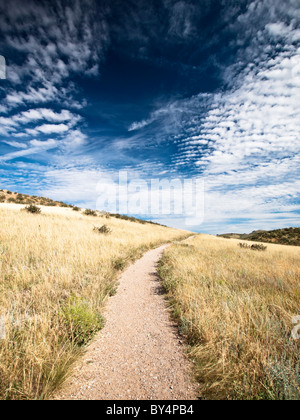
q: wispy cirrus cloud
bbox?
[0,0,109,111]
[123,0,300,232]
[14,109,76,124]
[2,140,28,149]
[27,124,70,135]
[0,0,299,233]
[0,0,109,162]
[0,139,58,162]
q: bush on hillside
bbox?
[24,204,41,214]
[251,243,267,251]
[93,225,112,234]
[239,243,267,251]
[83,209,97,217]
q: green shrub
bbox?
[62,298,104,347]
[24,204,41,214]
[239,242,249,249]
[93,225,112,234]
[109,213,163,226]
[251,243,267,251]
[0,194,5,203]
[239,243,267,251]
[72,206,80,212]
[113,257,126,271]
[83,209,97,217]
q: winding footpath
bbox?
[55,244,199,400]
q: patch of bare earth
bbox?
[54,245,199,400]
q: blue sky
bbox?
[0,0,299,233]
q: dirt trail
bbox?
[55,244,199,400]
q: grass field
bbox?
[0,205,190,400]
[159,235,300,400]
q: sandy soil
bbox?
[54,245,199,400]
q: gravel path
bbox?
[55,244,199,400]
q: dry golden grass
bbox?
[159,235,300,400]
[0,205,190,400]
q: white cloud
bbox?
[32,124,69,135]
[0,139,57,162]
[29,139,57,148]
[1,141,28,149]
[1,0,299,233]
[14,108,76,124]
[0,117,18,127]
[266,22,300,42]
[129,0,300,232]
[42,167,109,206]
[128,119,154,131]
[63,129,87,148]
[0,0,109,112]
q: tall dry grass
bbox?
[0,206,189,400]
[159,235,300,400]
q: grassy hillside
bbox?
[0,189,164,226]
[0,204,190,400]
[159,235,300,400]
[0,189,73,208]
[218,227,300,247]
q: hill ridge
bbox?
[218,227,300,247]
